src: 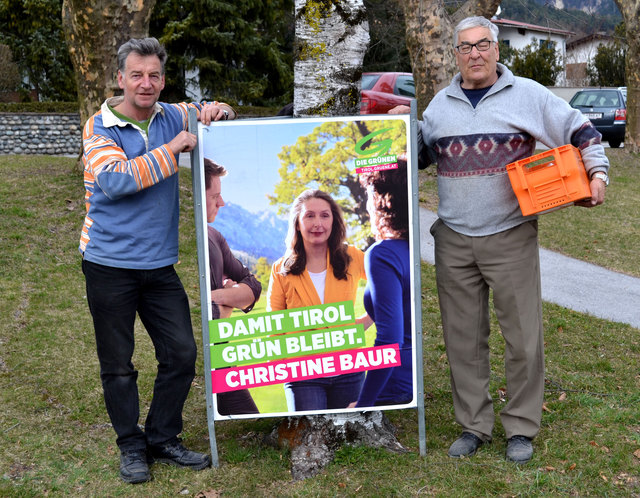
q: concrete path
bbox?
[418,208,640,330]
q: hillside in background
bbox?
[537,0,620,16]
[499,0,622,36]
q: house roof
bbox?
[493,18,574,37]
[566,32,613,49]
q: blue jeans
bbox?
[82,260,196,451]
[286,372,365,411]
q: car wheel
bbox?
[609,140,621,148]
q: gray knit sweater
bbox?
[420,63,609,237]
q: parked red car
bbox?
[360,72,415,114]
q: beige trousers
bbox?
[430,219,545,441]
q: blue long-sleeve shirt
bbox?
[79,97,205,269]
[356,239,413,407]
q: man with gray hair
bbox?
[395,16,609,463]
[80,37,235,483]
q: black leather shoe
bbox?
[506,435,533,463]
[149,441,211,470]
[120,449,151,484]
[448,432,484,458]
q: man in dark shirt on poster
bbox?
[204,158,262,416]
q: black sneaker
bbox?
[149,441,211,470]
[120,449,151,484]
[506,435,533,463]
[448,432,484,458]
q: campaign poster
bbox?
[197,114,419,420]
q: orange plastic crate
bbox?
[506,145,591,216]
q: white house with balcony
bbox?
[492,18,574,86]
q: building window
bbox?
[540,39,555,50]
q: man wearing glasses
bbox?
[403,16,609,463]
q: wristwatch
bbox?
[222,109,229,120]
[592,171,609,186]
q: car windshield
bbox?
[571,90,622,108]
[395,75,415,97]
[361,74,380,91]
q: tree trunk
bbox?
[398,0,502,113]
[61,0,157,126]
[270,412,407,480]
[614,0,640,153]
[293,0,370,116]
[284,0,408,481]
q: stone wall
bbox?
[0,113,82,155]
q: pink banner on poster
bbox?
[212,344,401,393]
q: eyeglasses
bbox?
[455,40,494,55]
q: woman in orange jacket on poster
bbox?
[266,189,370,411]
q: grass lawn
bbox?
[0,153,638,496]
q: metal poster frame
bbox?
[188,106,426,466]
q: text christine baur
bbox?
[209,301,401,393]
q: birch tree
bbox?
[276,0,409,481]
[398,0,501,112]
[293,0,370,116]
[613,0,639,153]
[61,0,157,124]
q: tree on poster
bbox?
[270,119,407,246]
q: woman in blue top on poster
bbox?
[355,159,413,407]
